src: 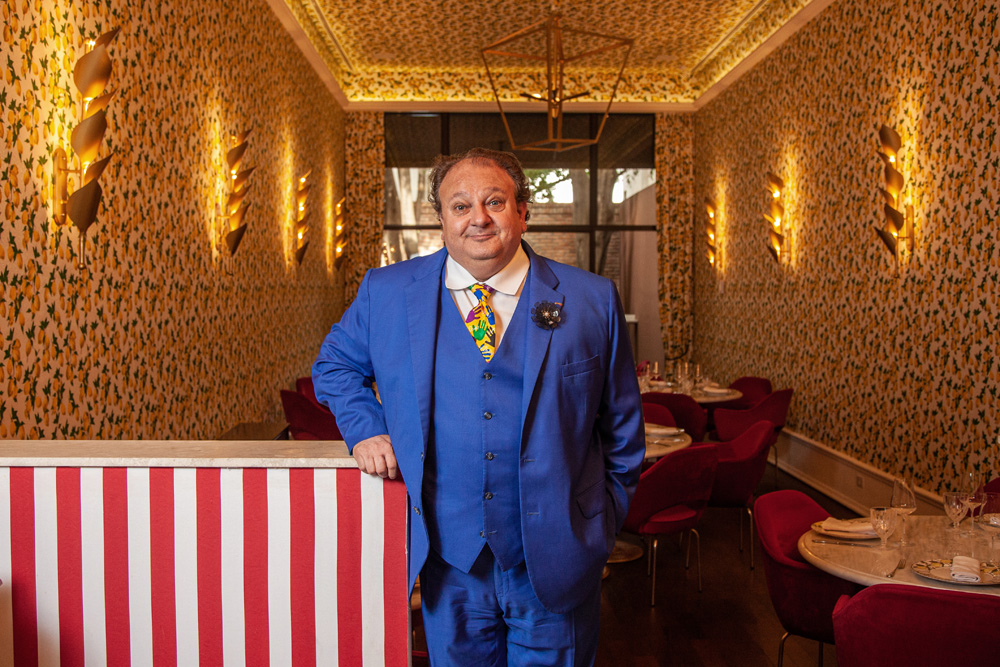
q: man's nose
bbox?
[471,202,492,224]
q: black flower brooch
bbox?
[531,301,562,330]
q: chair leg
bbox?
[691,528,702,592]
[747,506,755,569]
[817,641,824,667]
[777,631,790,667]
[650,537,659,607]
[646,536,653,576]
[739,507,745,553]
[772,443,779,488]
[684,530,691,569]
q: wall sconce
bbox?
[764,172,790,263]
[52,28,120,266]
[333,196,346,269]
[875,124,914,259]
[294,171,311,265]
[705,199,717,267]
[218,129,255,256]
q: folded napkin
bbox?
[951,556,981,583]
[702,386,731,395]
[820,518,879,537]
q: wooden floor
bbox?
[413,465,857,666]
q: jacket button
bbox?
[483,372,492,380]
[485,452,495,460]
[484,492,493,500]
[412,506,421,515]
[484,411,493,420]
[480,530,486,538]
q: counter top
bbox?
[0,439,354,468]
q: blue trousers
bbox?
[420,547,602,666]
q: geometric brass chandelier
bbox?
[481,11,632,152]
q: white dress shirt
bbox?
[444,246,530,350]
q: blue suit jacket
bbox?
[313,242,644,613]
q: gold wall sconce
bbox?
[294,171,311,265]
[764,172,790,264]
[219,129,255,256]
[705,200,718,267]
[875,124,914,259]
[52,27,120,266]
[333,196,346,269]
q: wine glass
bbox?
[870,506,899,550]
[980,493,1000,567]
[959,489,985,537]
[943,492,966,530]
[890,476,917,545]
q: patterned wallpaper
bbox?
[1,0,347,439]
[655,113,695,361]
[343,112,384,306]
[691,0,1000,495]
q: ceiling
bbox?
[272,0,829,109]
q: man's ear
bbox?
[518,203,528,230]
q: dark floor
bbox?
[413,465,856,666]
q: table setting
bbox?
[798,475,1000,596]
[643,423,691,460]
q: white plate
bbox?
[645,424,684,437]
[810,518,879,540]
[911,559,1000,586]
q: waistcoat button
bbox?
[484,411,493,420]
[484,492,493,500]
[483,372,493,380]
[485,452,495,460]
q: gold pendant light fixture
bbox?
[481,7,632,152]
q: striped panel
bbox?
[0,467,409,667]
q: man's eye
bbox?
[488,199,503,207]
[453,204,467,212]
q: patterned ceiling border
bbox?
[271,0,840,110]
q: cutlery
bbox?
[810,539,876,549]
[887,558,906,577]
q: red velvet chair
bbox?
[833,584,1000,666]
[707,420,774,569]
[623,444,718,606]
[642,402,676,428]
[280,389,344,440]
[641,392,707,442]
[714,388,793,486]
[985,476,1000,494]
[755,490,859,667]
[710,375,773,413]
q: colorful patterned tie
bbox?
[465,283,497,362]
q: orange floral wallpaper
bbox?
[344,112,384,306]
[692,0,1000,494]
[1,0,347,439]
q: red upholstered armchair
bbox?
[280,388,343,440]
[714,388,793,485]
[833,584,1000,666]
[623,444,718,606]
[641,402,676,428]
[754,490,859,667]
[707,420,774,569]
[641,392,707,442]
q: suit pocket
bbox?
[562,354,601,378]
[575,478,607,519]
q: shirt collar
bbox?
[444,245,530,296]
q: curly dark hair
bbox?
[427,148,532,223]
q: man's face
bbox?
[438,159,528,281]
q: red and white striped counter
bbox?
[0,440,408,666]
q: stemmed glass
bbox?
[980,493,1000,568]
[943,492,966,530]
[870,506,899,550]
[890,476,917,545]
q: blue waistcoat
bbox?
[423,280,528,572]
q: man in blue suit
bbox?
[313,148,644,665]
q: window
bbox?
[383,113,656,287]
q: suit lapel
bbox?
[521,245,563,439]
[405,249,447,448]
